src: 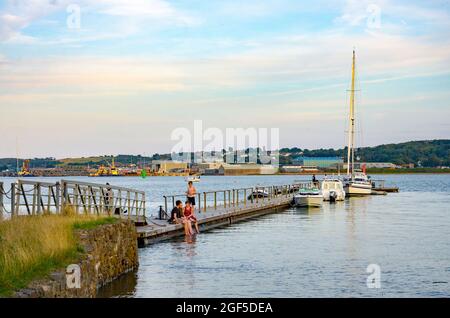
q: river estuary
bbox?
[2,174,449,297]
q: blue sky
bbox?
[0,0,449,158]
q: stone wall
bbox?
[14,220,138,298]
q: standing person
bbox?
[105,183,113,214]
[169,200,183,224]
[186,181,197,210]
[184,200,199,234]
[312,174,318,187]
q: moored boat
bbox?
[293,188,323,207]
[343,172,372,196]
[248,187,269,200]
[185,175,201,182]
[321,178,346,201]
[343,50,372,196]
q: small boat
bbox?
[18,160,35,177]
[89,157,121,177]
[293,188,323,207]
[185,175,201,183]
[321,178,346,202]
[247,187,269,200]
[343,172,372,196]
[342,50,372,196]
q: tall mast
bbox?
[16,136,19,174]
[347,50,356,175]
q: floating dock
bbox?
[0,178,400,248]
[136,194,296,246]
[371,179,399,193]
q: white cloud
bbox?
[0,0,72,41]
[334,0,450,29]
[0,0,198,43]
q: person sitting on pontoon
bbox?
[169,200,183,224]
[183,200,199,235]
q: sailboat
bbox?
[343,50,372,196]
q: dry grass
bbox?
[0,212,116,296]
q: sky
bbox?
[0,0,449,158]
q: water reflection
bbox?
[96,271,137,298]
[93,175,450,298]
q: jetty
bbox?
[0,178,399,247]
[138,184,305,246]
[371,179,399,193]
[0,179,309,245]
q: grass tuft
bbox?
[73,217,117,230]
[0,214,118,297]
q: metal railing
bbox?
[11,180,61,216]
[61,180,146,222]
[0,182,5,218]
[161,182,311,217]
[1,179,146,222]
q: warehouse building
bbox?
[218,164,278,175]
[291,157,344,169]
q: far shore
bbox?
[1,168,449,178]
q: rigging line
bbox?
[1,207,12,214]
[18,187,37,194]
[0,188,12,196]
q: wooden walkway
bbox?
[136,194,295,246]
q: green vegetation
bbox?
[0,158,61,172]
[365,167,450,174]
[57,154,153,167]
[1,140,449,172]
[0,214,117,297]
[73,217,117,230]
[280,139,450,167]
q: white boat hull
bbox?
[294,195,323,207]
[322,190,345,201]
[185,177,201,182]
[344,183,372,195]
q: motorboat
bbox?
[343,172,372,196]
[185,175,201,183]
[293,188,323,207]
[247,187,269,200]
[321,178,346,201]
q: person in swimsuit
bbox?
[182,201,194,236]
[184,200,199,234]
[186,181,197,209]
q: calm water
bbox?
[2,174,450,297]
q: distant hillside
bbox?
[1,140,449,171]
[280,139,450,167]
[0,155,152,171]
[0,158,61,172]
[58,154,153,167]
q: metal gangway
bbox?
[159,182,311,219]
[0,179,146,223]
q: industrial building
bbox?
[150,161,188,173]
[280,166,319,173]
[218,164,278,175]
[291,157,344,169]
